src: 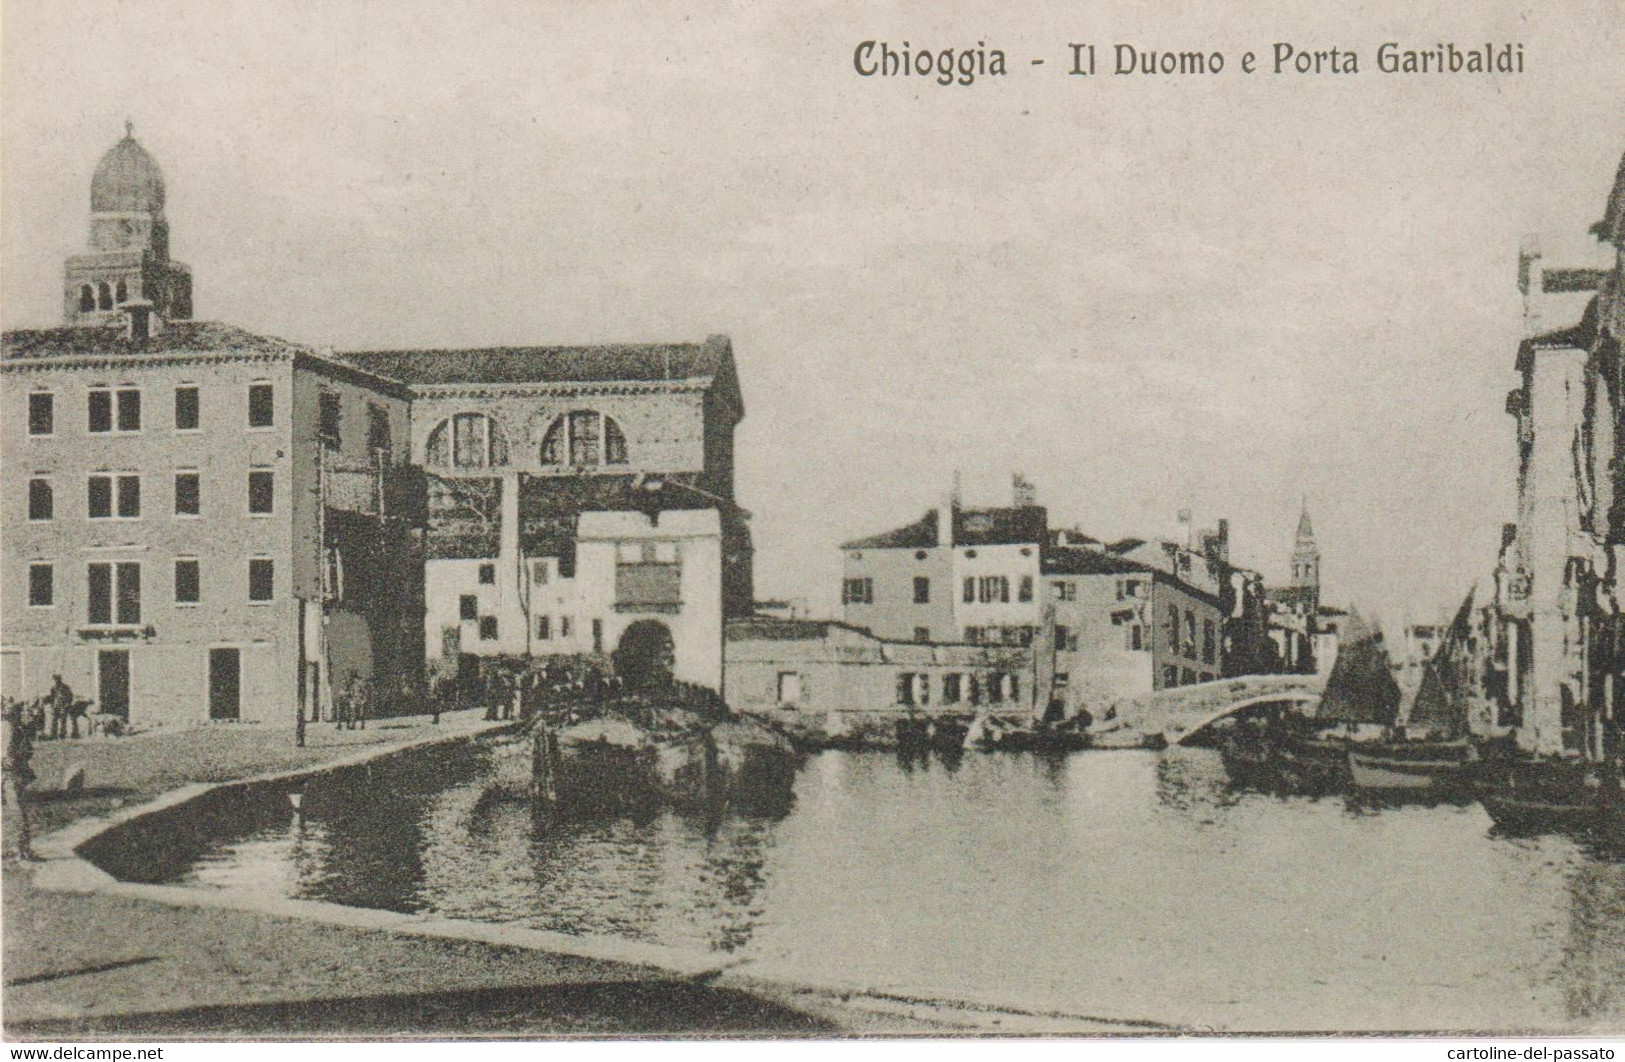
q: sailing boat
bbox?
[1348,591,1478,801]
[1276,608,1401,795]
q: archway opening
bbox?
[613,619,676,692]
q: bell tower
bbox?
[1289,499,1320,610]
[64,122,192,326]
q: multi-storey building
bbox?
[340,341,752,693]
[838,481,1227,712]
[1491,153,1625,758]
[4,129,757,728]
[1,133,423,727]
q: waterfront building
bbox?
[723,618,1035,718]
[837,479,1228,715]
[340,341,753,693]
[1491,153,1625,757]
[3,131,755,728]
[1,131,423,727]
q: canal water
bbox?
[143,744,1624,1032]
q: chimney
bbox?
[124,301,157,342]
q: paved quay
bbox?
[3,711,1120,1038]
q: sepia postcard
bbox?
[1,0,1623,1046]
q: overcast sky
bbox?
[4,0,1623,628]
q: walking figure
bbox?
[46,674,73,741]
[2,698,43,861]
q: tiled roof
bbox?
[342,337,731,388]
[1040,546,1153,576]
[726,618,840,641]
[841,505,1049,551]
[842,510,939,550]
[1104,537,1146,554]
[2,321,310,360]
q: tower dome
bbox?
[90,123,165,215]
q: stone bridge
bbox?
[1090,674,1325,748]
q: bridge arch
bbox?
[1167,691,1321,747]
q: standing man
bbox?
[2,698,42,861]
[46,674,73,741]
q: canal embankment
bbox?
[5,708,1146,1036]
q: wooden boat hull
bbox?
[1348,742,1472,799]
[711,719,799,815]
[1473,757,1619,837]
[547,720,716,816]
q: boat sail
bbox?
[1217,608,1398,796]
[1348,591,1478,799]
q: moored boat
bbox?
[1348,591,1479,801]
[1474,753,1616,836]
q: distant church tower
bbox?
[64,123,192,325]
[1288,500,1320,612]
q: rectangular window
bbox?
[174,471,200,516]
[1185,611,1198,660]
[28,478,52,521]
[913,576,930,604]
[1203,620,1217,664]
[248,558,274,602]
[1116,579,1126,601]
[1125,579,1140,598]
[117,475,140,518]
[593,618,603,653]
[1053,581,1075,601]
[977,576,1009,604]
[459,594,478,621]
[116,388,141,431]
[477,563,496,585]
[88,388,113,433]
[28,392,53,436]
[897,673,916,706]
[1055,625,1078,652]
[28,562,53,607]
[532,560,549,585]
[988,674,1004,704]
[1163,666,1179,688]
[963,577,975,604]
[1054,672,1070,691]
[174,386,200,430]
[367,402,391,454]
[561,616,572,638]
[964,626,980,644]
[88,563,112,624]
[248,470,274,515]
[115,562,140,624]
[537,615,551,640]
[319,391,342,446]
[943,673,962,703]
[248,383,274,428]
[1018,575,1033,602]
[841,577,873,605]
[1131,625,1144,651]
[174,559,200,604]
[915,627,931,643]
[1182,668,1196,686]
[777,671,801,706]
[479,616,499,641]
[87,474,134,519]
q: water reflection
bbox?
[162,745,1625,1031]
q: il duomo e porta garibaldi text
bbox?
[853,40,1528,86]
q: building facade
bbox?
[3,130,756,729]
[837,483,1227,715]
[1490,157,1625,757]
[343,335,752,694]
[724,619,1035,718]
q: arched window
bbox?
[79,286,95,313]
[540,410,629,468]
[97,282,113,311]
[115,280,128,303]
[425,413,508,469]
